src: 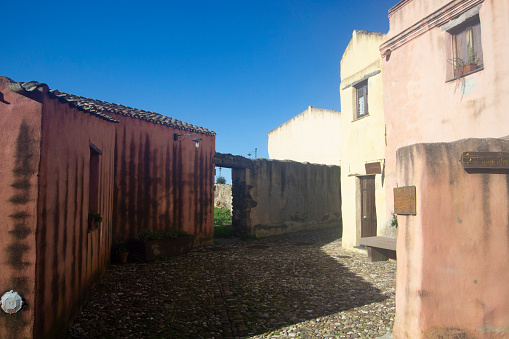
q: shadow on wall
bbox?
[66,229,391,337]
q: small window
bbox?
[355,80,368,118]
[88,142,102,230]
[451,16,483,78]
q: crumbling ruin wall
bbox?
[232,159,342,238]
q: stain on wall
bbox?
[112,116,215,245]
[232,159,342,238]
[34,95,117,338]
[393,138,509,338]
[0,76,42,339]
[0,76,216,338]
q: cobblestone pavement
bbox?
[66,228,396,338]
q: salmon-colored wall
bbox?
[393,138,509,338]
[111,116,215,245]
[382,0,509,221]
[34,91,117,338]
[0,77,42,339]
[0,75,215,338]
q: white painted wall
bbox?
[268,106,341,165]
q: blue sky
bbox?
[4,0,398,183]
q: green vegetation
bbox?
[216,176,226,184]
[214,207,232,238]
[88,211,103,224]
[214,207,231,226]
[137,229,189,241]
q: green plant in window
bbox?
[88,211,102,229]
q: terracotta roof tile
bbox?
[9,80,215,135]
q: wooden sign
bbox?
[394,186,416,215]
[461,152,509,169]
[365,162,382,175]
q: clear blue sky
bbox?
[4,0,398,183]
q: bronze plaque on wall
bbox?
[461,152,509,169]
[394,186,416,215]
[365,162,382,174]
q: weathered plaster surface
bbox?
[112,116,215,246]
[340,30,387,250]
[0,75,216,338]
[268,106,341,166]
[0,77,41,339]
[382,0,509,237]
[393,138,509,338]
[34,92,118,338]
[233,159,341,238]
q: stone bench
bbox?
[358,236,397,262]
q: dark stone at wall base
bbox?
[126,235,195,262]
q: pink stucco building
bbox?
[381,0,509,337]
[0,76,215,338]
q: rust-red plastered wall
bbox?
[35,93,116,338]
[0,77,42,339]
[112,115,215,245]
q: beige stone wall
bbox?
[339,30,387,250]
[214,184,232,211]
[268,106,341,165]
[232,159,341,238]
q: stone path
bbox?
[66,228,395,338]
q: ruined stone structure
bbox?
[214,184,232,211]
[213,153,342,238]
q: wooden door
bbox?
[361,176,377,237]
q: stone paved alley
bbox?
[66,228,395,338]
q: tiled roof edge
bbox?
[8,80,215,135]
[48,89,120,123]
[52,91,215,135]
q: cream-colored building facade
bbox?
[339,30,388,250]
[268,106,341,165]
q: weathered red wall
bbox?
[0,75,215,338]
[393,138,509,338]
[0,77,42,339]
[112,116,215,245]
[34,89,117,338]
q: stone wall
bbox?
[214,184,232,211]
[232,159,341,238]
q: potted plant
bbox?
[114,244,129,264]
[463,46,480,73]
[453,46,481,78]
[88,211,102,230]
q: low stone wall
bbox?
[232,159,341,237]
[214,184,232,211]
[393,138,509,338]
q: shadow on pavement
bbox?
[66,228,390,338]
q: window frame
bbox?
[354,80,369,119]
[448,15,483,79]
